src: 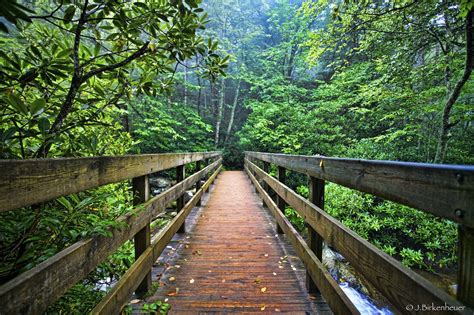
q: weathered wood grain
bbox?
[245,165,359,315]
[276,166,286,234]
[458,226,474,308]
[0,159,222,315]
[176,164,186,233]
[196,160,202,206]
[91,165,222,314]
[149,171,326,314]
[132,175,151,296]
[245,151,474,228]
[0,152,220,212]
[307,176,324,294]
[246,159,470,314]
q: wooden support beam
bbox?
[276,166,286,234]
[176,165,186,233]
[307,176,324,294]
[262,161,270,194]
[245,151,474,228]
[132,175,151,296]
[196,161,202,206]
[458,225,474,308]
[0,152,221,213]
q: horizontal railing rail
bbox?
[245,151,474,227]
[0,151,221,213]
[0,152,222,314]
[244,151,473,313]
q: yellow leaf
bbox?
[190,278,195,284]
[260,305,266,311]
[261,287,267,293]
[169,277,176,282]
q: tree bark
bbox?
[224,78,241,145]
[197,76,202,115]
[214,77,225,147]
[183,63,188,107]
[434,9,473,163]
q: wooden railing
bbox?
[244,151,474,314]
[0,152,222,314]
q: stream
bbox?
[324,247,394,314]
[339,282,394,314]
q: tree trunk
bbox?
[224,78,241,145]
[434,9,473,163]
[197,76,202,115]
[183,64,188,107]
[214,77,225,147]
[286,43,298,81]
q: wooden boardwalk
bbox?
[146,171,327,314]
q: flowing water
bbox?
[339,282,394,315]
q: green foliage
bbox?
[130,97,213,153]
[322,183,458,271]
[284,206,305,232]
[45,282,105,314]
[0,0,228,159]
[141,301,171,314]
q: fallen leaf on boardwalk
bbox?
[190,278,195,284]
[167,288,179,296]
[185,245,189,248]
[278,265,284,269]
[130,299,141,304]
[275,308,281,312]
[192,250,202,256]
[261,287,267,293]
[169,277,176,282]
[264,253,268,257]
[222,279,226,283]
[164,298,169,302]
[273,272,277,276]
[260,305,266,311]
[254,278,261,284]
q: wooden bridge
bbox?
[0,151,473,314]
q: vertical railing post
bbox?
[276,166,286,234]
[132,175,151,296]
[307,176,324,293]
[262,161,270,194]
[458,225,474,307]
[176,164,186,233]
[196,160,202,206]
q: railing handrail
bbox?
[244,152,474,313]
[0,151,223,314]
[0,151,221,213]
[245,151,474,227]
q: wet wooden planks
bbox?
[146,171,328,314]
